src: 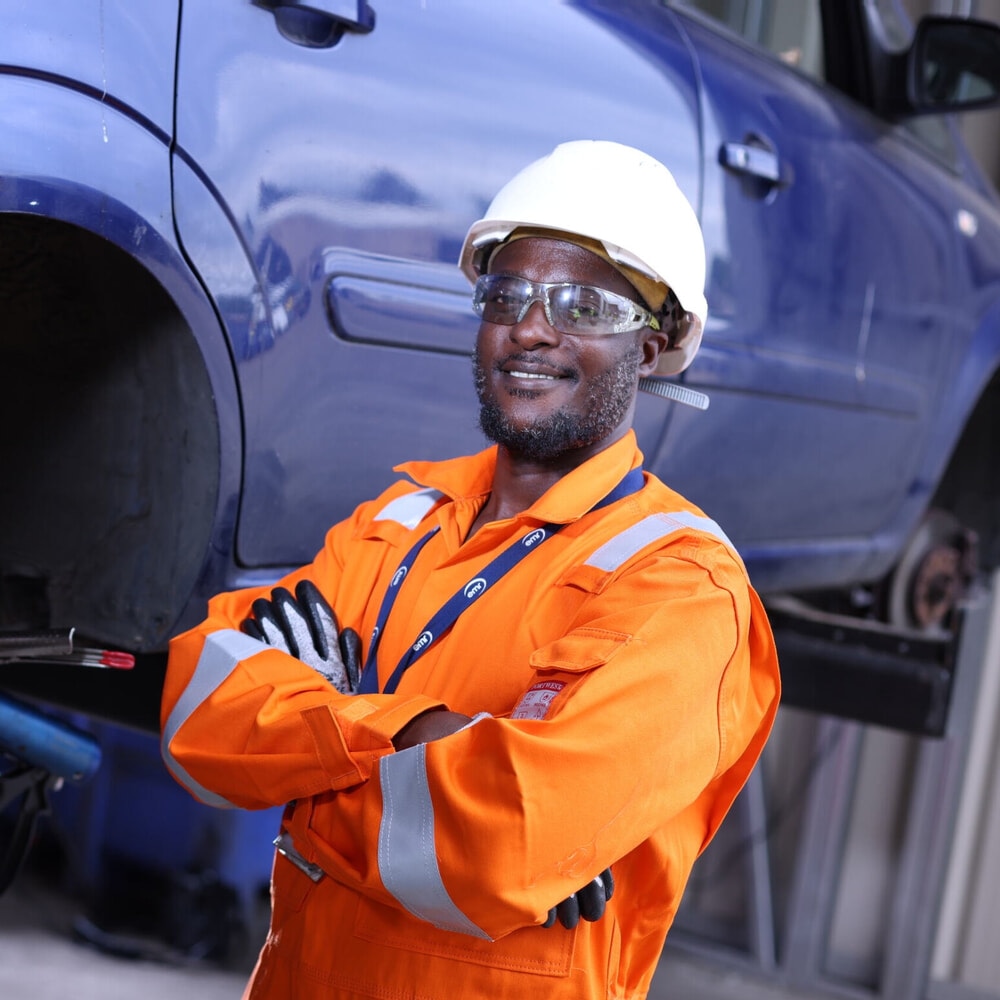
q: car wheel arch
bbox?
[0,208,241,654]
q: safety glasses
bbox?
[473,274,659,337]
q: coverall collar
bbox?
[395,430,644,527]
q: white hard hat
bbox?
[459,140,707,376]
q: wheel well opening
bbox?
[931,368,1000,572]
[0,213,220,652]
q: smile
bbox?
[509,370,560,381]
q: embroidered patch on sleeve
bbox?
[511,681,566,721]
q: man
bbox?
[161,140,780,1000]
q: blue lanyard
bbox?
[358,467,644,695]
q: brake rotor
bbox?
[887,509,978,632]
[908,543,963,630]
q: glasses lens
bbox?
[549,283,620,333]
[473,275,529,325]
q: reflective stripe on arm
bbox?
[378,735,491,939]
[585,511,738,572]
[160,629,268,808]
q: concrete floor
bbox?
[0,867,826,1000]
[0,872,248,1000]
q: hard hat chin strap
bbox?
[638,378,710,410]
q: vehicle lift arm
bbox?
[0,630,131,895]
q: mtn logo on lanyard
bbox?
[522,528,547,549]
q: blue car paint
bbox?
[2,0,1000,643]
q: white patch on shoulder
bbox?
[511,681,566,721]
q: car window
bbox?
[864,0,962,170]
[677,0,961,170]
[864,0,912,50]
[675,0,825,80]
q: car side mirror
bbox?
[908,16,1000,113]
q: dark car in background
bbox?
[2,0,1000,732]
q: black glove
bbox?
[240,579,361,694]
[542,868,615,929]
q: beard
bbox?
[473,345,642,462]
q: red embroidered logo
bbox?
[511,681,566,720]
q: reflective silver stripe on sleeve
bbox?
[373,488,444,529]
[585,511,738,572]
[378,740,491,939]
[160,629,268,809]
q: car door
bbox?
[655,2,970,592]
[172,0,702,568]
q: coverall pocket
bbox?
[508,629,629,721]
[529,628,631,674]
[353,896,576,978]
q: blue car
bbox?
[2,0,1000,732]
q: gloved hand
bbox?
[542,867,615,929]
[240,579,361,694]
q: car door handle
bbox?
[719,141,782,183]
[254,0,375,47]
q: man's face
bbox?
[473,236,660,464]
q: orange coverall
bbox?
[161,431,779,1000]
